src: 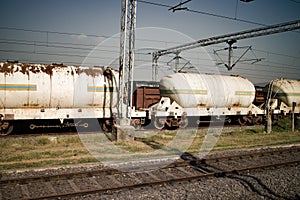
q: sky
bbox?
[0,0,300,84]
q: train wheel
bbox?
[131,119,142,129]
[100,120,112,133]
[154,117,165,130]
[0,122,13,136]
[253,116,262,125]
[179,118,188,128]
[238,117,247,126]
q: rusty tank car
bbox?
[0,62,119,135]
[1,62,299,133]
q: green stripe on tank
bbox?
[0,84,37,91]
[87,86,117,92]
[235,91,255,96]
[160,89,207,95]
[275,92,300,97]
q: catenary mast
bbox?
[118,0,137,125]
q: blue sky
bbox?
[0,0,300,84]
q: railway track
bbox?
[1,146,300,199]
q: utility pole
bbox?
[265,80,273,133]
[292,102,296,132]
[118,0,136,125]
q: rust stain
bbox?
[87,104,102,106]
[42,65,55,76]
[1,62,119,78]
[77,67,103,77]
[23,103,40,107]
[0,63,14,74]
[104,68,113,81]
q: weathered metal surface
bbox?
[0,62,119,120]
[267,78,300,107]
[132,87,160,109]
[159,73,255,108]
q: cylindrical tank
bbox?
[159,73,255,108]
[265,78,300,107]
[0,62,119,109]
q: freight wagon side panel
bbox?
[132,87,160,109]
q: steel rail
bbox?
[2,146,299,185]
[1,146,299,199]
[27,159,300,200]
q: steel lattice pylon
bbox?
[118,0,137,124]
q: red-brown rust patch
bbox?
[77,67,103,77]
[42,65,55,76]
[0,63,14,74]
[20,64,29,75]
[1,62,117,78]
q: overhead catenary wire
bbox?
[0,11,299,83]
[0,45,299,73]
[137,0,300,28]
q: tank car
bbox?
[150,73,264,129]
[0,62,119,135]
[264,78,300,115]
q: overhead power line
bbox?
[138,0,269,26]
[0,26,109,38]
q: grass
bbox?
[0,122,299,171]
[0,136,98,171]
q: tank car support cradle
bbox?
[0,114,14,136]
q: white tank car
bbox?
[159,73,255,108]
[266,78,300,114]
[0,62,119,135]
[151,73,263,129]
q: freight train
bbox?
[1,62,299,135]
[137,74,300,129]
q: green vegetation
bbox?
[0,136,97,171]
[272,116,300,132]
[0,126,299,171]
